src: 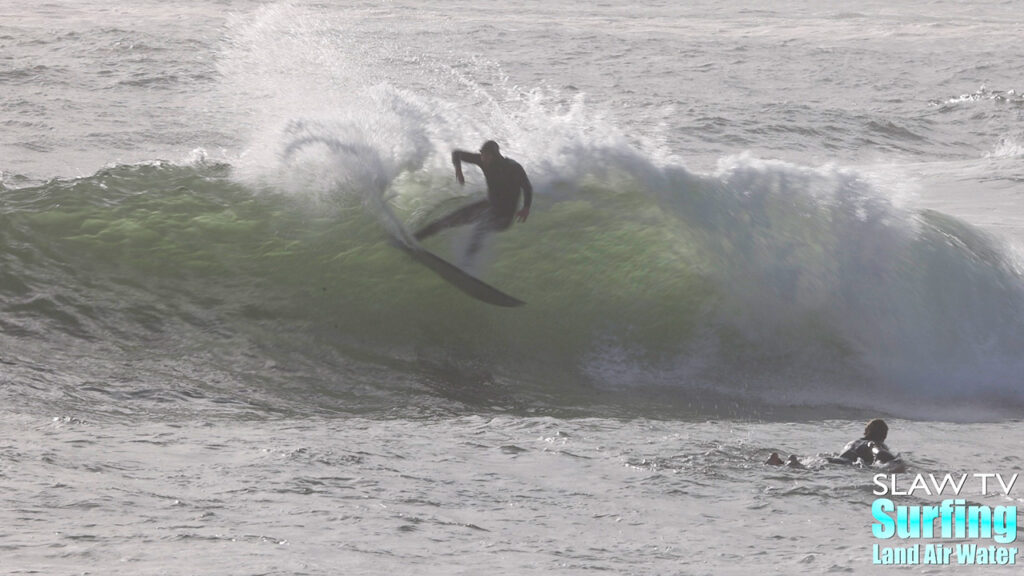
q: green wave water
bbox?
[3,150,1024,419]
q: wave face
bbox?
[3,143,1024,419]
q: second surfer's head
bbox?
[864,419,888,443]
[480,140,500,166]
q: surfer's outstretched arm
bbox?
[452,150,482,185]
[452,150,482,165]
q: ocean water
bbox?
[2,1,1023,574]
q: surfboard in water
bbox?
[391,238,525,307]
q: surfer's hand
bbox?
[455,167,465,185]
[516,207,530,223]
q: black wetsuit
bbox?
[837,438,896,465]
[413,151,533,245]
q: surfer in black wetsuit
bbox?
[765,418,898,469]
[413,140,532,263]
[833,418,897,465]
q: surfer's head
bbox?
[480,140,500,166]
[864,419,888,443]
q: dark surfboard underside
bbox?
[394,242,525,308]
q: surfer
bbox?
[765,452,805,468]
[413,140,532,264]
[764,419,897,469]
[833,418,897,465]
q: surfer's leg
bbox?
[464,221,489,262]
[463,212,513,263]
[413,200,490,241]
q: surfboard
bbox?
[391,239,525,307]
[374,193,524,307]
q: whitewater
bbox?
[2,1,1023,574]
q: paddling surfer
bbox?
[835,418,897,465]
[765,418,899,469]
[414,140,532,264]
